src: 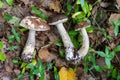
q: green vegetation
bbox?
[0,41,6,61]
[96,46,115,69]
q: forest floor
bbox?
[0,0,120,80]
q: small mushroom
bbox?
[48,14,75,61]
[20,16,50,62]
[75,21,90,63]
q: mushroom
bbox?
[75,21,90,63]
[20,16,50,62]
[48,14,75,61]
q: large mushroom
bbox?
[20,16,50,62]
[75,21,90,63]
[48,14,75,61]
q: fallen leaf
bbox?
[107,26,114,36]
[14,69,21,76]
[49,0,61,13]
[116,0,120,7]
[100,2,111,8]
[5,65,13,72]
[109,13,120,22]
[59,67,76,80]
[38,48,55,62]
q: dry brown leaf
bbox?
[5,65,13,72]
[49,0,61,13]
[59,67,76,80]
[107,26,114,36]
[116,0,120,7]
[109,13,120,22]
[14,69,20,76]
[38,48,54,62]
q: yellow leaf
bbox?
[59,67,76,80]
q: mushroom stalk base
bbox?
[21,30,35,62]
[78,28,89,59]
[56,23,75,60]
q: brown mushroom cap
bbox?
[48,14,68,25]
[20,16,50,31]
[75,21,90,31]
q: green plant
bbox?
[100,28,112,40]
[117,73,120,80]
[83,55,90,73]
[89,54,103,72]
[68,30,80,49]
[4,14,20,26]
[0,41,6,61]
[72,0,92,23]
[28,60,45,80]
[83,54,102,73]
[109,18,120,36]
[0,1,3,8]
[6,45,19,51]
[54,66,59,80]
[5,0,13,6]
[113,45,120,52]
[96,46,115,69]
[8,27,21,43]
[31,6,47,21]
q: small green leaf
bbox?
[4,14,12,21]
[0,1,3,8]
[12,59,19,64]
[0,52,6,61]
[54,40,63,47]
[8,35,15,43]
[21,67,26,74]
[114,45,120,52]
[114,25,119,36]
[94,65,103,72]
[108,51,115,60]
[27,63,35,70]
[117,73,120,80]
[59,50,65,57]
[8,16,20,26]
[105,58,111,69]
[21,62,27,68]
[18,73,24,79]
[11,27,17,35]
[33,69,39,74]
[72,12,86,19]
[67,2,72,12]
[47,63,53,70]
[105,46,109,55]
[112,68,117,78]
[0,41,3,49]
[81,2,88,14]
[86,26,94,33]
[6,46,19,51]
[54,67,59,80]
[96,51,106,57]
[31,6,47,20]
[90,54,96,66]
[117,18,120,25]
[80,0,85,6]
[5,0,13,6]
[76,0,80,4]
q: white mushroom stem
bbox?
[55,23,75,60]
[21,30,35,62]
[77,28,89,58]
